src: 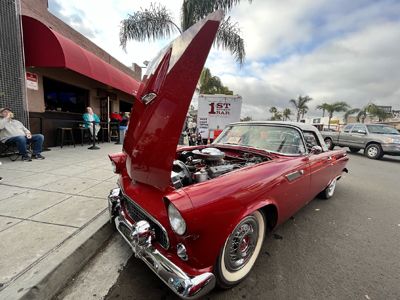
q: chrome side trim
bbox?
[119,185,170,249]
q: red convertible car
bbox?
[108,11,349,299]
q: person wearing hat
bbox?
[0,108,45,161]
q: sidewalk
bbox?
[0,143,122,299]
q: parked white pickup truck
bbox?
[321,123,400,159]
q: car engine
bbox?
[171,147,267,189]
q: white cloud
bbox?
[48,0,400,120]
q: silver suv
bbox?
[321,123,400,159]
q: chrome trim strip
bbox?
[119,185,170,249]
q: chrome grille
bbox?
[122,196,169,249]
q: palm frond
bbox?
[181,0,252,29]
[214,17,245,64]
[344,108,360,121]
[120,4,181,49]
[289,99,298,109]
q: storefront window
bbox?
[44,77,88,113]
[120,99,133,113]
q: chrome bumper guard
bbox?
[108,188,215,299]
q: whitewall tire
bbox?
[215,210,266,289]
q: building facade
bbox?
[1,0,141,146]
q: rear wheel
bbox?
[215,211,266,289]
[364,143,383,159]
[349,147,360,153]
[324,138,334,150]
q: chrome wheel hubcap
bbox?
[368,147,378,157]
[327,179,336,197]
[224,216,258,272]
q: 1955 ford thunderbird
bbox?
[107,10,349,299]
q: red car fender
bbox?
[228,197,280,235]
[108,152,127,174]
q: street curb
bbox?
[0,210,114,300]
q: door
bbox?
[100,96,114,122]
[308,151,334,198]
[277,156,311,221]
[337,124,354,146]
[349,124,367,148]
[303,130,333,198]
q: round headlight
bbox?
[168,203,186,235]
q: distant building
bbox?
[301,116,342,131]
[0,0,142,146]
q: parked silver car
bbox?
[321,123,400,159]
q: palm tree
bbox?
[367,104,391,121]
[324,101,350,129]
[353,103,391,123]
[269,106,278,114]
[316,103,330,117]
[199,68,233,94]
[282,108,291,121]
[344,108,360,123]
[268,107,283,120]
[289,95,313,122]
[120,1,251,65]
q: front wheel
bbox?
[364,143,383,159]
[215,211,266,289]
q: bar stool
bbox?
[109,126,119,142]
[57,128,75,148]
[100,127,109,143]
[74,127,91,146]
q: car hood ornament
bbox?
[123,10,224,191]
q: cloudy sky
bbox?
[48,0,400,120]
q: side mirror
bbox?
[310,145,323,155]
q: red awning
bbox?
[22,16,141,96]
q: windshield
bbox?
[366,125,399,135]
[213,124,306,155]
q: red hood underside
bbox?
[123,11,224,191]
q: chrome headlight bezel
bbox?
[168,203,186,235]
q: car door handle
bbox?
[286,170,304,182]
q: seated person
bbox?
[83,107,100,139]
[0,108,45,161]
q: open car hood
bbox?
[123,11,223,191]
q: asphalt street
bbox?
[102,152,400,300]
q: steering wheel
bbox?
[172,160,193,185]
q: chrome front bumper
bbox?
[108,188,215,299]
